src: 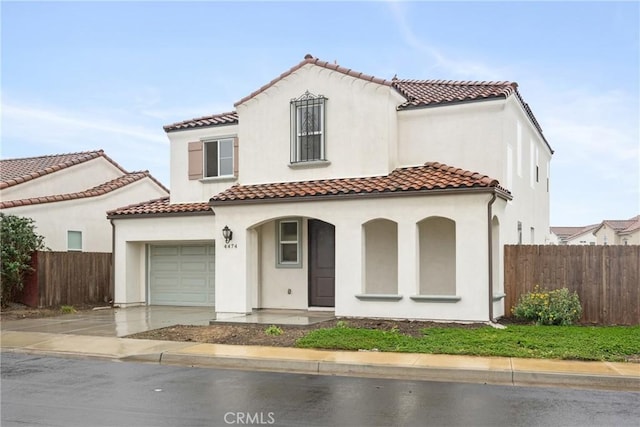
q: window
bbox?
[204,138,234,177]
[67,231,82,252]
[517,221,522,244]
[188,138,238,180]
[290,91,326,163]
[276,219,301,267]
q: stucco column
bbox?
[215,223,251,314]
[397,220,418,299]
[333,219,361,317]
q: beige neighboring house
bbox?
[0,150,169,252]
[108,55,553,321]
[593,216,640,245]
[549,224,599,245]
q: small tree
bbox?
[0,213,46,306]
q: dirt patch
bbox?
[126,318,484,348]
[0,303,109,321]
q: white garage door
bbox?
[149,244,215,306]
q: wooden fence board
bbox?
[504,245,640,325]
[34,251,112,307]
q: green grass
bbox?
[296,325,640,362]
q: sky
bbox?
[1,1,638,226]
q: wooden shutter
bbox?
[188,141,203,180]
[233,137,239,177]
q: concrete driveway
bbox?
[0,306,215,337]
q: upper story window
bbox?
[188,137,238,180]
[205,138,234,177]
[290,91,327,163]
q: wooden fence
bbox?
[19,251,112,308]
[504,245,640,325]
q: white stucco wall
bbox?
[566,230,597,245]
[397,95,551,248]
[3,177,168,252]
[237,64,403,184]
[213,192,502,322]
[257,220,309,309]
[111,215,217,306]
[0,157,125,201]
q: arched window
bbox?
[363,219,398,294]
[418,217,456,295]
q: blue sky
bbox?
[2,1,638,226]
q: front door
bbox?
[308,219,335,307]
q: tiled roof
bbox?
[551,224,599,240]
[0,150,128,189]
[163,111,238,132]
[393,79,549,151]
[0,172,160,209]
[602,216,639,232]
[107,196,213,218]
[210,162,509,205]
[393,79,517,109]
[163,55,549,152]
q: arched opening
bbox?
[363,219,398,294]
[248,216,335,309]
[418,217,456,295]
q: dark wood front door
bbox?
[308,219,335,307]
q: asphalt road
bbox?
[1,352,638,427]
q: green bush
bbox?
[512,286,582,325]
[264,325,283,336]
[0,214,46,307]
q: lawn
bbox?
[296,324,640,362]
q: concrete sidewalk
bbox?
[1,330,638,392]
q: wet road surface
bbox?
[2,353,638,427]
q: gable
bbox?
[0,151,130,201]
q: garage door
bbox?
[149,244,215,306]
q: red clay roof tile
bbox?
[107,196,213,217]
[163,56,548,152]
[0,150,129,189]
[210,162,509,205]
[0,171,161,209]
[393,79,517,108]
[163,111,238,132]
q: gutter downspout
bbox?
[487,191,497,322]
[109,219,115,307]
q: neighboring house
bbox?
[549,224,598,245]
[108,55,553,322]
[593,216,640,245]
[0,150,169,252]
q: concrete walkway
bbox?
[1,308,638,392]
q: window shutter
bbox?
[188,141,203,180]
[233,137,239,177]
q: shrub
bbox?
[60,305,76,314]
[264,324,283,336]
[0,214,46,307]
[512,286,582,326]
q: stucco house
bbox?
[108,55,552,322]
[549,224,599,245]
[0,150,168,252]
[593,216,640,245]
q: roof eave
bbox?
[209,185,510,207]
[107,210,214,220]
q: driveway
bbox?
[0,306,214,337]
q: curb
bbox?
[126,351,640,392]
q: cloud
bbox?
[1,101,171,185]
[387,1,508,80]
